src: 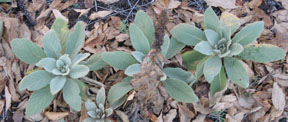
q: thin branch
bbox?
[81,77,105,87]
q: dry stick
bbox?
[94,0,98,11]
[124,0,140,24]
[81,77,105,87]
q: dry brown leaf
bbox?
[206,0,238,9]
[74,8,91,17]
[97,0,119,4]
[45,112,69,121]
[163,109,177,122]
[13,109,24,122]
[238,95,256,109]
[115,33,129,42]
[115,110,129,122]
[0,100,4,116]
[84,0,94,8]
[272,10,288,23]
[247,0,262,9]
[273,73,288,86]
[192,114,206,122]
[90,11,113,20]
[277,0,288,9]
[168,0,181,9]
[5,86,11,113]
[271,22,288,52]
[272,82,286,111]
[178,104,194,121]
[52,9,69,23]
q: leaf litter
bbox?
[0,0,288,121]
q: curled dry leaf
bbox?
[44,112,70,121]
[90,11,113,20]
[272,82,286,111]
[163,109,177,122]
[205,0,238,9]
[97,0,119,4]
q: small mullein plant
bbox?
[11,18,106,116]
[84,87,113,122]
[102,10,199,109]
[171,8,285,96]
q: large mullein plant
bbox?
[11,18,106,116]
[171,8,285,96]
[101,10,198,109]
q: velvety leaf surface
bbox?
[134,10,155,46]
[232,21,264,46]
[182,50,207,70]
[63,79,82,111]
[51,18,70,51]
[11,38,46,65]
[19,70,53,91]
[205,29,220,46]
[42,30,62,59]
[163,68,195,84]
[238,44,285,63]
[96,87,106,106]
[194,41,215,55]
[80,53,107,71]
[170,23,206,46]
[164,37,185,59]
[108,77,132,109]
[203,56,222,83]
[204,7,221,34]
[66,21,85,58]
[102,51,138,70]
[69,65,89,79]
[36,58,57,72]
[220,12,241,34]
[162,78,198,103]
[224,57,249,88]
[124,63,141,76]
[50,76,66,95]
[210,67,227,96]
[26,86,54,116]
[131,51,145,63]
[129,23,151,54]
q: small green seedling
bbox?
[84,87,113,122]
[102,10,198,109]
[171,8,285,96]
[11,18,106,116]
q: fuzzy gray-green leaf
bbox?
[71,53,90,66]
[26,86,54,116]
[50,76,66,95]
[129,23,151,54]
[108,77,132,109]
[194,41,215,55]
[42,30,62,59]
[134,10,155,46]
[96,87,106,106]
[19,70,53,91]
[66,21,85,58]
[63,79,82,111]
[204,7,221,34]
[232,21,264,46]
[36,58,57,72]
[164,37,185,59]
[85,101,97,111]
[131,51,145,63]
[81,53,107,71]
[163,68,195,84]
[171,23,206,46]
[182,50,207,70]
[69,65,89,79]
[0,20,3,37]
[228,43,244,56]
[238,44,285,63]
[51,18,70,51]
[162,78,198,103]
[11,38,46,65]
[220,12,241,34]
[224,57,249,88]
[102,51,138,70]
[205,29,220,46]
[210,67,227,96]
[124,63,141,76]
[203,56,222,83]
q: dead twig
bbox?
[81,77,105,87]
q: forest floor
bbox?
[0,0,288,122]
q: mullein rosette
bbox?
[102,10,199,110]
[171,8,285,96]
[11,18,106,116]
[84,87,113,122]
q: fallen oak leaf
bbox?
[44,111,70,121]
[89,11,113,20]
[272,82,286,111]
